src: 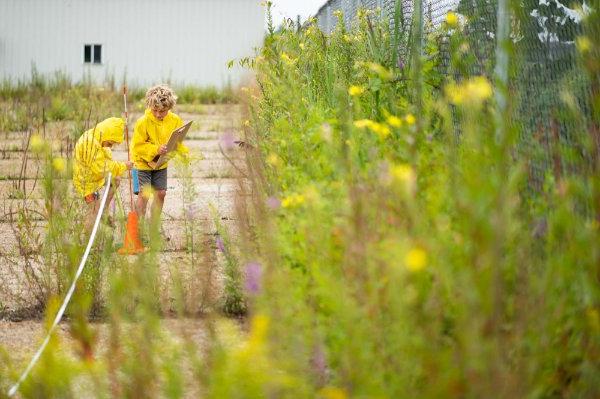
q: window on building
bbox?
[83,44,102,64]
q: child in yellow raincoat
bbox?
[132,84,187,224]
[73,117,133,227]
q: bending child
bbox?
[73,117,133,228]
[132,84,187,226]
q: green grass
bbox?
[0,72,238,132]
[202,4,600,398]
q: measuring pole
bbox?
[123,86,134,210]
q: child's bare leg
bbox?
[136,194,148,219]
[86,200,101,230]
[152,190,167,218]
[100,183,118,225]
[102,179,118,210]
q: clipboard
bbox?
[148,121,193,169]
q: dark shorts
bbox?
[137,168,168,192]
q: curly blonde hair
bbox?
[145,84,178,111]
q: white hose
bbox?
[7,173,112,397]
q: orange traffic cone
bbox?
[118,211,145,255]
[117,86,144,255]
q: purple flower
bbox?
[311,344,328,383]
[266,196,281,210]
[244,261,263,296]
[220,131,236,151]
[397,57,405,70]
[215,236,226,253]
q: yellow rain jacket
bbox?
[73,117,127,197]
[131,109,186,170]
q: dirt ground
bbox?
[0,104,249,392]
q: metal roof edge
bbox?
[316,0,335,16]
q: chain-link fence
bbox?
[316,0,460,34]
[315,0,593,191]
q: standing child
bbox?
[73,117,133,228]
[132,84,187,225]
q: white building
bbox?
[0,0,265,87]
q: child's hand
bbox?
[125,161,134,170]
[158,145,168,155]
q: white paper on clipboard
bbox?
[148,121,193,169]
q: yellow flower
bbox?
[299,43,305,50]
[445,82,465,105]
[235,313,270,362]
[367,62,393,80]
[348,85,366,96]
[243,120,251,127]
[281,193,305,208]
[319,387,348,399]
[405,114,416,125]
[354,119,390,139]
[445,76,493,107]
[30,134,45,153]
[446,11,459,28]
[141,185,154,199]
[280,52,297,65]
[370,122,391,139]
[353,119,374,129]
[249,314,270,345]
[390,163,416,193]
[52,157,66,172]
[468,76,493,101]
[391,164,414,182]
[576,36,592,54]
[386,115,403,128]
[266,153,281,167]
[177,143,189,154]
[405,248,427,272]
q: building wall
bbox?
[0,0,265,87]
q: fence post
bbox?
[411,0,423,129]
[494,0,510,140]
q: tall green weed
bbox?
[216,3,600,397]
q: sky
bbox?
[269,0,327,27]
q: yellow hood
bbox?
[90,117,125,144]
[72,117,127,197]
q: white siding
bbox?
[0,0,265,87]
